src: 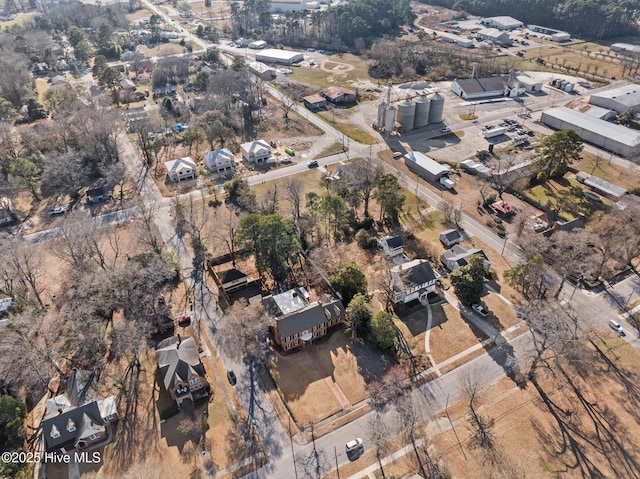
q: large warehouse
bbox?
[588,84,640,114]
[480,16,523,30]
[541,106,640,157]
[270,0,306,12]
[255,49,304,65]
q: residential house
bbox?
[119,77,136,91]
[41,369,118,454]
[156,335,209,408]
[490,200,516,216]
[389,259,440,304]
[165,157,198,182]
[439,229,463,247]
[241,140,272,163]
[218,268,248,293]
[322,86,357,104]
[378,235,404,257]
[264,287,345,351]
[531,212,585,236]
[153,84,178,99]
[303,94,327,110]
[204,148,235,175]
[441,245,491,272]
[86,186,111,204]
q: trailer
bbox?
[483,126,507,138]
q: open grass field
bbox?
[525,176,611,221]
[290,53,373,88]
[317,109,378,144]
[522,45,624,78]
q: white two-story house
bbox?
[204,148,235,175]
[240,140,271,163]
[165,157,197,182]
[390,259,440,304]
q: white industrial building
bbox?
[541,106,640,157]
[477,28,511,45]
[270,0,306,12]
[438,32,474,48]
[248,40,267,49]
[611,43,640,55]
[248,61,276,80]
[404,151,451,183]
[588,84,640,114]
[451,70,540,100]
[528,25,570,42]
[480,16,523,30]
[255,49,304,65]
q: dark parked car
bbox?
[178,315,191,327]
[227,369,237,386]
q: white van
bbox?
[345,438,363,453]
[609,319,624,335]
[439,177,455,189]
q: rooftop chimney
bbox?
[58,408,63,415]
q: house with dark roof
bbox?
[41,369,117,454]
[389,259,440,304]
[86,186,111,204]
[264,287,344,351]
[156,335,209,408]
[378,235,404,257]
[441,245,491,272]
[439,229,462,247]
[218,268,248,293]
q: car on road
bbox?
[345,438,363,454]
[178,315,191,327]
[226,369,237,386]
[440,127,451,134]
[50,206,67,215]
[609,319,624,335]
[307,160,319,168]
[392,151,403,159]
[280,157,292,164]
[472,303,489,317]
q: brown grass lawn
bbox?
[429,303,488,364]
[573,152,640,191]
[290,53,372,88]
[480,291,520,330]
[138,43,185,58]
[126,8,153,21]
[269,349,341,425]
[522,45,625,78]
[317,109,378,144]
[395,306,427,357]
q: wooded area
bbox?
[420,0,640,39]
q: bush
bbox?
[628,186,640,196]
[355,229,376,250]
[483,194,497,206]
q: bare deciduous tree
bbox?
[284,177,303,223]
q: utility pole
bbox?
[334,446,341,479]
[289,416,298,479]
[445,394,466,459]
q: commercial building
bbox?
[404,151,451,183]
[480,16,523,30]
[541,106,640,157]
[248,40,267,49]
[528,25,570,42]
[438,32,474,48]
[248,61,276,80]
[588,84,640,114]
[477,28,512,46]
[451,75,516,100]
[611,43,640,55]
[322,86,357,104]
[270,0,307,12]
[255,49,304,65]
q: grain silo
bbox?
[428,92,445,124]
[385,105,396,133]
[396,98,416,132]
[377,101,387,130]
[414,95,431,129]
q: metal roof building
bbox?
[588,84,640,114]
[255,49,304,65]
[480,16,523,30]
[541,106,640,158]
[438,32,474,48]
[611,43,640,55]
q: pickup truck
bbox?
[439,177,455,189]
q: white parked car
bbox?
[440,127,451,134]
[609,319,624,335]
[345,438,363,454]
[472,303,489,317]
[50,206,67,215]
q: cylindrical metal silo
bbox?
[385,105,396,133]
[377,101,387,129]
[428,92,445,124]
[414,95,431,128]
[558,80,566,90]
[564,83,574,93]
[396,99,416,132]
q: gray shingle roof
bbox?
[390,259,439,292]
[42,402,105,452]
[455,76,508,95]
[156,336,206,391]
[276,299,344,338]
